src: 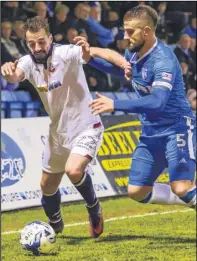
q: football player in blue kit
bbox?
[75,5,196,210]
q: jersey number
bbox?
[176,134,186,147]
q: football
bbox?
[20,221,56,255]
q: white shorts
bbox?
[42,122,104,174]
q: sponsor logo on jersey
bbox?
[37,86,48,92]
[161,72,172,81]
[1,133,26,187]
[48,81,62,91]
[36,81,62,92]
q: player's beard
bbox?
[128,40,145,53]
[29,44,53,67]
[33,50,49,64]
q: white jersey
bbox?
[17,44,101,147]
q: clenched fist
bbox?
[73,36,91,62]
[1,60,18,77]
[124,61,132,81]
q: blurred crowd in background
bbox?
[1,1,196,113]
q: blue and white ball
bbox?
[20,221,56,255]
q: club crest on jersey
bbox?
[142,68,148,80]
[49,63,56,73]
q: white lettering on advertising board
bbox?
[1,118,115,211]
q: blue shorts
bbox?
[129,117,196,186]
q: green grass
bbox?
[1,197,196,261]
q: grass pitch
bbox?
[1,197,196,261]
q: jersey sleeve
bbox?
[88,57,125,78]
[58,44,85,65]
[124,49,133,62]
[152,58,176,91]
[17,55,32,81]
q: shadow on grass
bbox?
[56,234,196,246]
[25,252,58,257]
[58,235,90,245]
[95,234,196,244]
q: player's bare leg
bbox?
[65,154,91,183]
[128,185,153,201]
[170,180,196,209]
[40,171,64,194]
[65,154,103,238]
[40,171,65,234]
[128,184,186,205]
[127,148,195,207]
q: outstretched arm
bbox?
[88,57,125,78]
[113,88,170,113]
[89,58,176,115]
[90,47,127,70]
[74,36,132,80]
[1,60,25,83]
[89,88,171,115]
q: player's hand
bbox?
[89,92,114,115]
[124,61,132,81]
[1,60,18,77]
[73,36,91,62]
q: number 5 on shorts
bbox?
[176,134,186,147]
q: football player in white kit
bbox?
[1,17,104,238]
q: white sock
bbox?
[180,186,196,208]
[148,183,186,206]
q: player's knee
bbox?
[170,182,192,198]
[40,179,57,194]
[40,174,61,194]
[65,166,82,182]
[127,186,150,203]
[40,178,49,191]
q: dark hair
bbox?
[24,16,50,36]
[124,5,158,30]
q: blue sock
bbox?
[139,192,152,203]
[41,189,61,221]
[180,186,196,208]
[74,173,97,208]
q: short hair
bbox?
[34,2,46,11]
[13,21,24,29]
[124,5,158,30]
[24,16,50,36]
[55,4,70,15]
[1,21,12,26]
[180,34,191,42]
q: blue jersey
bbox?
[88,39,196,185]
[124,39,194,127]
[88,39,195,137]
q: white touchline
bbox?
[1,208,193,236]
